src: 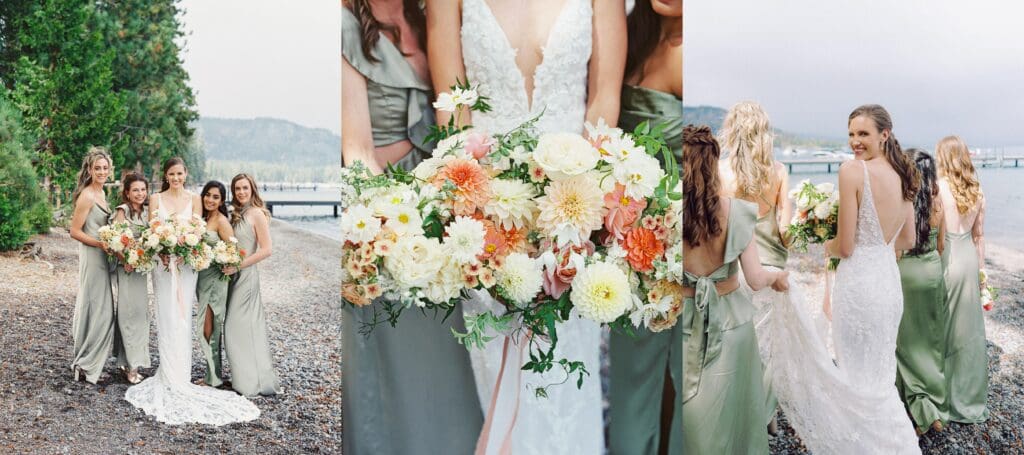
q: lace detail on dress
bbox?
[460,0,591,136]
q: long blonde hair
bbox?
[719,101,775,198]
[71,147,112,204]
[935,135,982,214]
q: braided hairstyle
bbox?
[847,104,919,201]
[683,124,723,247]
[904,148,937,256]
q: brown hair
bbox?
[904,149,937,256]
[683,125,723,247]
[344,0,426,63]
[230,173,270,225]
[71,147,112,204]
[847,104,919,201]
[160,156,187,192]
[625,0,661,81]
[935,135,982,214]
[120,171,149,219]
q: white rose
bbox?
[813,201,831,219]
[385,235,446,290]
[533,133,600,181]
[184,234,201,247]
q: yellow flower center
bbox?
[559,194,584,220]
[398,213,409,224]
[620,196,630,206]
[356,220,366,229]
[485,244,497,253]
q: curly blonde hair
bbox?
[935,135,982,214]
[719,101,775,198]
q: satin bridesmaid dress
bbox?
[72,203,116,383]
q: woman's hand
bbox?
[771,271,790,292]
[221,265,238,276]
[160,254,171,268]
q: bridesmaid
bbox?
[110,171,151,384]
[935,135,989,424]
[196,181,234,387]
[716,101,793,434]
[224,173,280,396]
[895,148,949,434]
[608,1,683,453]
[68,147,116,383]
[341,2,482,453]
[681,125,787,454]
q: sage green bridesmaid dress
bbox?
[609,84,684,455]
[225,208,280,396]
[753,205,788,427]
[72,203,116,383]
[340,7,483,454]
[111,205,151,371]
[197,230,229,387]
[896,227,950,430]
[681,199,769,454]
[942,230,989,423]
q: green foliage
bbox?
[25,199,53,233]
[0,91,44,250]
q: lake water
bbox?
[780,160,1023,252]
[260,188,340,241]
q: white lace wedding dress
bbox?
[460,0,604,453]
[124,196,260,425]
[767,161,920,454]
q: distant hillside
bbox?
[195,117,339,166]
[683,105,843,148]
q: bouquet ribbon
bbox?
[475,332,528,455]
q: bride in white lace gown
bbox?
[427,1,625,452]
[766,105,921,453]
[125,159,259,425]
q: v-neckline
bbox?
[377,27,430,88]
[476,0,577,112]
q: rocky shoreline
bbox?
[0,220,342,454]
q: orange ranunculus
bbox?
[500,224,530,254]
[603,183,647,239]
[432,158,492,216]
[623,227,664,272]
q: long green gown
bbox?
[896,227,950,430]
[609,84,684,455]
[340,6,483,455]
[197,230,229,387]
[72,203,115,383]
[111,205,151,371]
[682,199,769,454]
[753,204,788,426]
[225,208,280,396]
[942,230,989,423]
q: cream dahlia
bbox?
[570,261,632,323]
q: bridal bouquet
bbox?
[139,210,212,272]
[98,221,155,273]
[210,237,246,281]
[980,269,999,311]
[341,80,682,390]
[787,180,839,252]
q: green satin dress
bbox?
[225,208,280,396]
[753,205,788,426]
[197,230,229,387]
[682,199,769,454]
[609,84,684,455]
[942,230,989,423]
[896,228,950,430]
[72,203,116,383]
[111,205,151,371]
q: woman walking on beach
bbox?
[68,147,116,384]
[716,100,792,435]
[196,181,234,387]
[224,173,280,397]
[895,148,950,434]
[341,1,483,453]
[936,135,989,424]
[608,1,683,452]
[110,171,152,384]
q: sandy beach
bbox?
[770,242,1024,454]
[0,220,342,453]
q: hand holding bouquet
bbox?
[211,237,246,281]
[139,210,212,272]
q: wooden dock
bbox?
[265,200,341,217]
[780,158,847,173]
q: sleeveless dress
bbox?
[896,227,950,430]
[681,198,768,454]
[461,0,604,453]
[197,230,229,387]
[609,84,683,455]
[125,195,260,425]
[111,204,151,371]
[341,7,484,454]
[942,222,989,423]
[72,202,116,384]
[225,207,280,397]
[766,161,920,454]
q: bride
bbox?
[426,0,625,453]
[767,105,922,453]
[124,157,259,425]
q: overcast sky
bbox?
[685,0,1024,147]
[179,0,340,134]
